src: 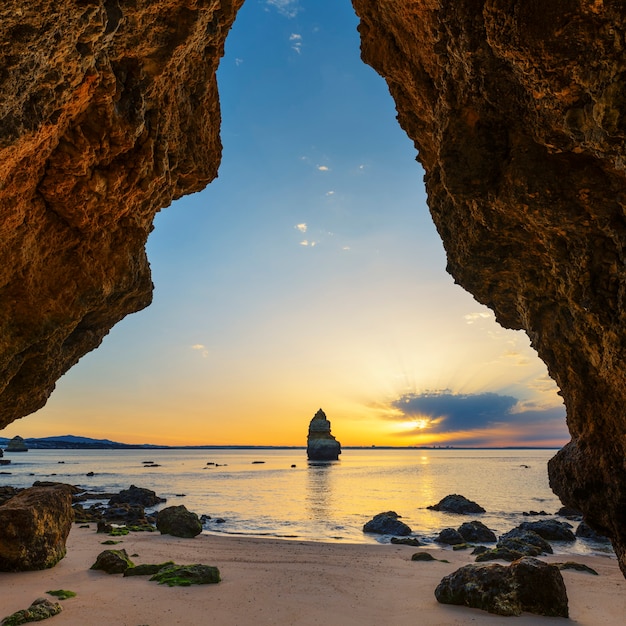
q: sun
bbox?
[408,418,430,430]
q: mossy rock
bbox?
[124,561,175,577]
[90,549,134,574]
[150,564,220,586]
[108,527,129,536]
[46,590,76,600]
[101,540,122,545]
[1,598,62,625]
[411,552,436,561]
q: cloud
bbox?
[385,390,567,443]
[290,33,302,54]
[266,0,300,18]
[317,165,330,172]
[300,240,317,247]
[464,311,492,324]
[191,344,209,358]
[326,190,335,196]
[234,58,243,66]
[295,223,307,233]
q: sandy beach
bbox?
[1,525,624,625]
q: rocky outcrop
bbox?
[363,511,412,536]
[351,1,626,576]
[306,409,341,461]
[0,0,243,427]
[435,557,568,617]
[0,484,73,571]
[5,436,28,452]
[428,494,485,515]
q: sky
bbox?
[1,0,569,447]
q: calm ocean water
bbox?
[0,448,612,556]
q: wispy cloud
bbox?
[191,344,209,358]
[266,0,300,18]
[317,165,330,172]
[234,58,243,67]
[290,33,302,54]
[300,240,317,247]
[295,223,307,233]
[464,311,492,324]
[326,190,335,196]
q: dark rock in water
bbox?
[428,494,485,514]
[156,505,202,538]
[306,408,341,461]
[499,529,554,555]
[5,435,28,452]
[557,506,583,520]
[91,549,134,574]
[576,520,612,543]
[1,597,62,624]
[523,510,549,516]
[124,561,175,577]
[436,528,465,545]
[471,545,489,556]
[518,519,576,542]
[390,536,422,546]
[363,511,412,536]
[411,552,436,561]
[150,563,221,586]
[0,484,73,571]
[103,503,149,526]
[435,557,568,617]
[458,520,497,543]
[108,485,165,508]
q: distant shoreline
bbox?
[0,435,562,451]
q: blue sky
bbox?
[1,0,568,446]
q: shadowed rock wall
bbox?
[351,0,626,575]
[0,0,243,424]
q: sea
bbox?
[0,447,613,557]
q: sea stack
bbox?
[306,409,341,461]
[6,436,28,452]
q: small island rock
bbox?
[363,511,412,536]
[428,494,486,514]
[306,409,341,461]
[5,436,28,452]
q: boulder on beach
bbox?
[518,519,576,542]
[156,505,203,538]
[576,520,611,543]
[90,549,134,574]
[476,528,553,562]
[363,511,412,536]
[427,494,486,514]
[435,556,568,617]
[306,409,341,461]
[457,520,497,543]
[436,528,465,545]
[0,484,73,571]
[1,597,62,625]
[108,485,166,508]
[149,563,221,586]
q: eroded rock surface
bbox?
[0,0,243,426]
[306,408,341,461]
[352,0,626,576]
[0,484,73,571]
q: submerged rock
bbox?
[518,519,576,542]
[156,505,202,538]
[108,485,165,508]
[306,409,341,461]
[427,494,485,515]
[576,520,611,543]
[363,511,412,536]
[0,484,73,571]
[435,557,568,617]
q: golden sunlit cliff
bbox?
[2,0,626,576]
[0,0,242,424]
[352,0,626,576]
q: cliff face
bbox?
[352,1,626,575]
[0,0,242,426]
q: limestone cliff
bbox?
[0,0,242,426]
[352,1,626,575]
